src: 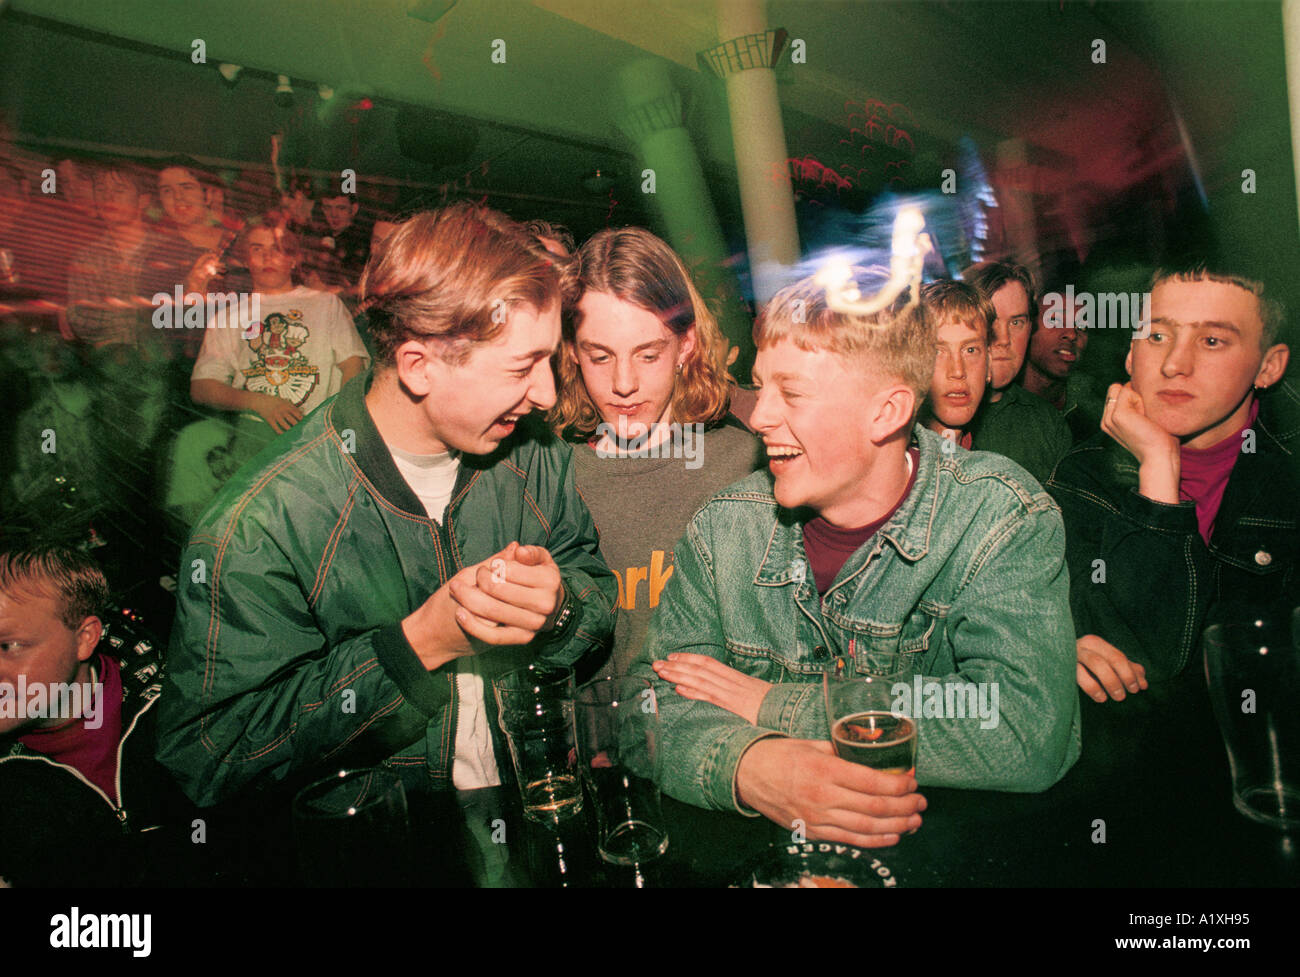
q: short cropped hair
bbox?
[754,269,934,408]
[552,226,731,435]
[920,279,995,343]
[360,202,561,367]
[1150,266,1286,351]
[0,543,109,630]
[963,260,1037,325]
[235,212,304,266]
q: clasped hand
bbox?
[404,541,564,670]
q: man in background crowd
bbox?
[963,260,1072,484]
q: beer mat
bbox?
[733,842,900,888]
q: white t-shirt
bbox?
[192,286,369,419]
[389,445,501,790]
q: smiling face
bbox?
[245,226,297,293]
[751,340,913,526]
[0,588,98,736]
[413,302,561,456]
[988,281,1032,391]
[1127,279,1289,449]
[157,166,209,228]
[928,317,988,430]
[571,290,693,436]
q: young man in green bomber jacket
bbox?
[158,204,617,809]
[633,273,1080,850]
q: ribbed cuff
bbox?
[373,622,449,718]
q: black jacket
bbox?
[0,613,194,886]
[1046,381,1300,680]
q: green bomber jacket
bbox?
[157,372,617,807]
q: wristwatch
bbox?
[544,584,574,634]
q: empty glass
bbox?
[574,676,669,869]
[493,665,583,824]
[1203,608,1300,830]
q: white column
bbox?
[709,0,800,304]
[1284,0,1300,233]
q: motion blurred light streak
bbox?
[814,207,930,317]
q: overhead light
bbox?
[217,63,242,85]
[274,75,294,108]
[317,83,335,101]
[580,169,615,195]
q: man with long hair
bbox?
[552,226,761,679]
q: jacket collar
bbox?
[754,424,937,586]
[1257,377,1300,454]
[328,371,470,520]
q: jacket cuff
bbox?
[1121,487,1199,533]
[706,726,784,816]
[756,682,819,733]
[373,622,449,719]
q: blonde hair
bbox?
[0,544,109,630]
[754,270,934,405]
[920,279,995,343]
[360,202,561,366]
[552,227,732,436]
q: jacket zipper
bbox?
[441,499,463,782]
[0,753,123,826]
[0,690,160,831]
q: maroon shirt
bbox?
[19,655,124,804]
[1179,400,1258,544]
[803,448,920,594]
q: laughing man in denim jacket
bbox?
[629,273,1080,848]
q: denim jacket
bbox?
[1046,381,1300,680]
[628,425,1081,815]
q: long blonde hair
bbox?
[552,227,731,436]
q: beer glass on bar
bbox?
[493,665,583,824]
[823,654,917,774]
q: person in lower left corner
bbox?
[0,540,194,886]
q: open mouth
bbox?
[1054,349,1078,362]
[493,411,526,434]
[766,444,803,470]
